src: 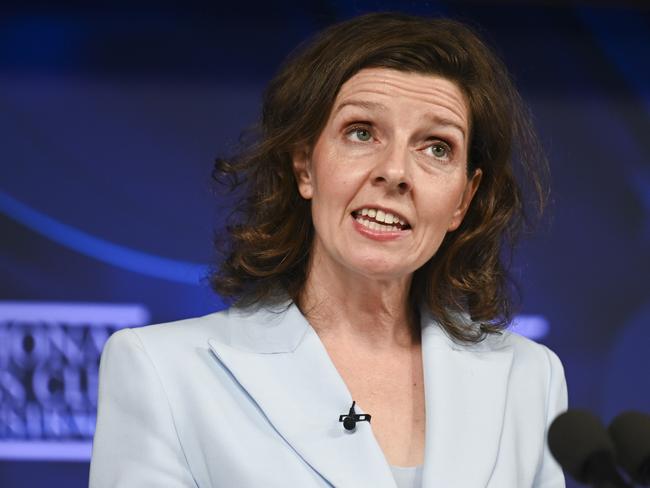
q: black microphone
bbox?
[339,400,371,431]
[609,411,650,486]
[548,410,632,487]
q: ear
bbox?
[292,146,314,200]
[448,168,482,231]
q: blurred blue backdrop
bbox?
[0,1,648,487]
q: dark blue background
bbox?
[1,1,648,486]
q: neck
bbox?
[298,247,420,351]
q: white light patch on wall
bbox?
[0,441,92,461]
[0,302,149,325]
[511,315,550,340]
[0,301,149,461]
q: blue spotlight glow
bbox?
[511,315,550,340]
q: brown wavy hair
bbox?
[210,12,548,343]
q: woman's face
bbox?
[293,67,481,283]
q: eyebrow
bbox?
[423,114,467,141]
[333,99,467,140]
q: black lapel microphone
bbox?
[339,400,371,431]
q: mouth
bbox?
[350,206,412,232]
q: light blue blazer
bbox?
[89,303,568,487]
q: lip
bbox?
[350,204,412,227]
[350,214,412,241]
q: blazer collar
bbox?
[207,303,514,488]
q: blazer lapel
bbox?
[207,304,514,487]
[207,304,397,488]
[420,312,514,486]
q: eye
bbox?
[425,141,452,160]
[346,125,373,143]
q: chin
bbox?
[348,258,415,282]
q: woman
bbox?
[90,13,567,488]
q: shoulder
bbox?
[482,329,565,384]
[95,308,263,404]
[436,317,564,376]
[484,330,568,418]
[438,324,566,401]
[102,310,224,355]
[505,330,564,378]
[422,309,563,376]
[497,329,562,365]
[102,302,303,360]
[423,311,567,405]
[99,309,232,369]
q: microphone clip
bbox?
[339,400,371,431]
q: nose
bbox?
[370,142,413,195]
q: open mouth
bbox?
[351,207,412,232]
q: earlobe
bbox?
[448,168,483,231]
[291,147,313,200]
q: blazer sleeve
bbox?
[533,345,569,488]
[89,328,197,488]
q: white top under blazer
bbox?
[89,303,568,487]
[390,464,423,487]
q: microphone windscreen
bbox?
[609,411,650,484]
[548,410,615,482]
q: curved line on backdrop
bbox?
[0,190,206,285]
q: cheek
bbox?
[311,162,364,211]
[418,221,449,251]
[310,176,347,229]
[416,184,466,232]
[311,184,352,230]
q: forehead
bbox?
[333,67,468,127]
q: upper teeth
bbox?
[359,208,406,225]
